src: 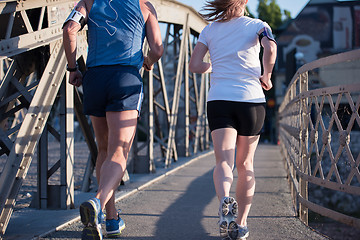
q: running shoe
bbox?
[106,213,126,238]
[237,225,249,239]
[80,198,104,240]
[219,197,238,240]
[228,224,249,240]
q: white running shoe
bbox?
[228,223,249,240]
[218,197,238,240]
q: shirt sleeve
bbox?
[257,21,272,35]
[198,24,209,47]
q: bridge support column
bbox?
[59,78,75,209]
[299,72,309,225]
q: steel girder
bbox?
[0,0,209,236]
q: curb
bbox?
[35,150,213,239]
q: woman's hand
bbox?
[259,75,273,91]
[68,70,83,87]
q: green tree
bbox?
[257,0,290,31]
[283,9,292,21]
[246,6,255,18]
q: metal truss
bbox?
[0,0,209,236]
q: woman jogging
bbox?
[189,0,277,239]
[62,0,163,239]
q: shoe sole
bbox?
[107,222,126,238]
[80,200,98,226]
[239,233,249,240]
[82,225,102,240]
[220,197,238,239]
[220,220,228,238]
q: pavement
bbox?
[4,144,328,240]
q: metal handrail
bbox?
[278,49,360,228]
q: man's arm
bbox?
[62,0,90,86]
[141,0,164,71]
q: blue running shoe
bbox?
[219,197,238,240]
[106,213,126,238]
[80,198,104,240]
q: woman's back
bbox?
[198,16,270,103]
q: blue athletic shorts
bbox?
[207,100,266,136]
[82,65,143,117]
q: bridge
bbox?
[0,0,359,239]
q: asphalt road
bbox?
[40,145,327,240]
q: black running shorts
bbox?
[207,100,266,136]
[82,65,143,117]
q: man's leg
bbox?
[95,110,138,211]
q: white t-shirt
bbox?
[198,16,272,103]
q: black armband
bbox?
[258,27,277,45]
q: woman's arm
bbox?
[189,42,211,74]
[141,0,164,71]
[260,38,277,91]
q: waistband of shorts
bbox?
[88,64,139,71]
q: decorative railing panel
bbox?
[278,49,360,228]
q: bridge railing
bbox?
[278,49,360,228]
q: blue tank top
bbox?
[86,0,146,69]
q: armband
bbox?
[62,9,86,30]
[258,27,276,44]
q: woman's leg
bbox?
[211,128,238,200]
[235,135,260,227]
[94,110,138,217]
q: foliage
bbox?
[255,0,292,31]
[245,6,255,18]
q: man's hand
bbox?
[143,56,154,71]
[68,70,83,87]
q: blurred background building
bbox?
[276,0,360,102]
[265,0,360,143]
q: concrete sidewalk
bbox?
[5,145,328,240]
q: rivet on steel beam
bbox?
[31,114,37,117]
[49,71,55,75]
[52,83,57,87]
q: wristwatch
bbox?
[66,64,78,72]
